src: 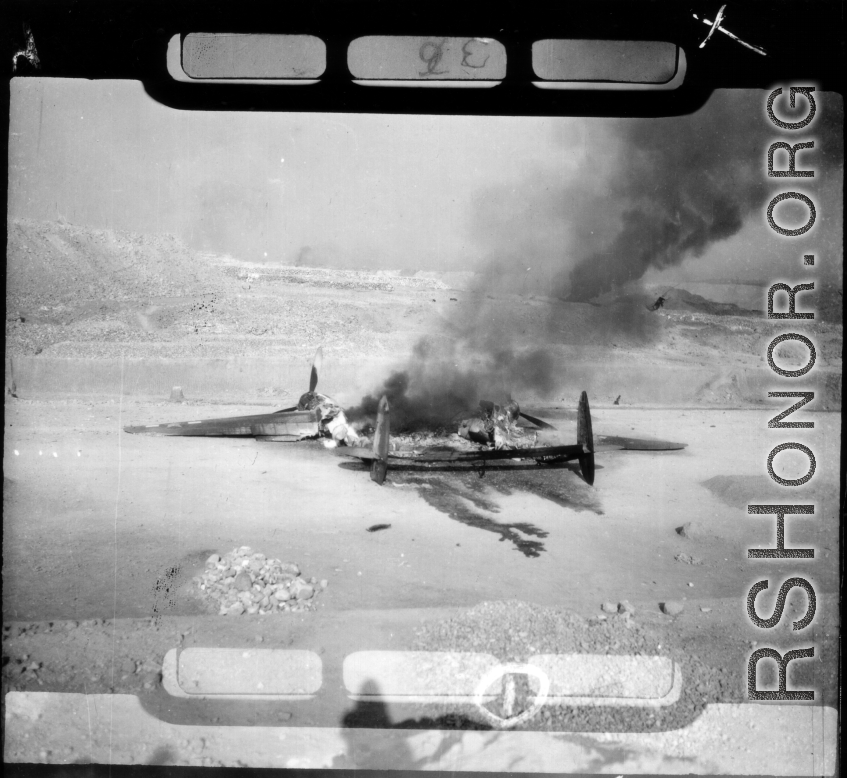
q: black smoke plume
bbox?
[470,92,842,303]
[347,337,556,432]
[566,96,769,300]
[348,93,842,428]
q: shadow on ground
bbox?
[331,678,681,772]
[339,460,603,557]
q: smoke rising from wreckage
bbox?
[467,93,841,310]
[125,348,686,488]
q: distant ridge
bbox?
[6,219,224,310]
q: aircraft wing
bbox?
[124,346,326,439]
[123,409,320,438]
[595,435,687,451]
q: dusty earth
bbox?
[3,220,842,762]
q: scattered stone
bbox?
[687,582,694,587]
[195,547,323,616]
[169,386,185,402]
[618,600,635,615]
[601,601,617,614]
[661,600,685,616]
[674,552,704,565]
[320,579,328,589]
[676,522,706,540]
[700,607,712,613]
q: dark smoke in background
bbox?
[566,97,766,301]
[349,92,843,427]
[350,95,763,426]
[469,92,842,302]
[565,92,843,299]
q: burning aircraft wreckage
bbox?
[124,349,686,485]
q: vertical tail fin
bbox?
[577,390,595,485]
[370,395,390,485]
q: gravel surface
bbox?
[2,618,167,696]
[410,600,742,732]
[4,218,839,741]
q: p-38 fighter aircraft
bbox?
[335,390,686,485]
[125,348,686,486]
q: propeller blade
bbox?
[518,411,556,430]
[309,347,323,393]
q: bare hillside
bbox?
[6,218,224,311]
[4,220,841,410]
[4,220,455,360]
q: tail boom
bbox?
[370,395,390,484]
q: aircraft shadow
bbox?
[338,460,604,558]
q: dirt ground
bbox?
[3,397,840,732]
[3,220,842,760]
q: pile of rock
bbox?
[195,547,327,616]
